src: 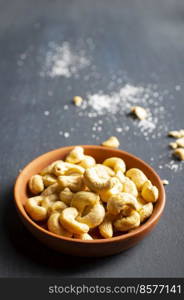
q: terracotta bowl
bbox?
[14,145,166,257]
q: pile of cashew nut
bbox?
[25,146,159,240]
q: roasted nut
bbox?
[176,137,184,148]
[65,146,84,164]
[64,163,85,175]
[29,175,44,194]
[84,165,111,191]
[77,203,105,228]
[73,96,83,106]
[99,215,113,238]
[126,168,147,191]
[138,202,153,223]
[115,170,125,183]
[40,160,63,176]
[99,177,122,202]
[60,207,89,234]
[114,210,140,232]
[58,175,84,192]
[107,193,139,215]
[47,212,72,237]
[173,148,184,160]
[101,136,120,148]
[131,106,147,120]
[162,179,169,185]
[169,142,178,149]
[141,180,159,203]
[168,129,184,138]
[103,157,126,173]
[41,193,59,210]
[42,174,57,187]
[71,191,99,213]
[25,196,47,221]
[74,233,93,240]
[47,201,68,216]
[59,188,74,205]
[78,155,96,169]
[122,177,138,197]
[41,183,61,196]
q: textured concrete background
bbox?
[0,0,184,277]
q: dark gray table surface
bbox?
[0,0,184,278]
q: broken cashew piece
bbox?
[126,168,148,191]
[65,146,84,164]
[84,165,111,191]
[77,203,105,228]
[58,175,84,192]
[25,196,47,221]
[29,175,44,194]
[103,157,126,173]
[107,192,139,215]
[102,136,120,148]
[71,191,99,213]
[60,207,89,234]
[173,148,184,160]
[73,96,83,107]
[131,106,147,120]
[40,160,64,176]
[141,180,159,203]
[114,210,141,232]
[48,212,72,237]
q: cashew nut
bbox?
[103,157,126,173]
[78,155,96,169]
[84,165,111,191]
[64,163,85,175]
[138,202,153,223]
[59,188,74,205]
[101,136,120,148]
[47,201,68,216]
[77,203,105,228]
[114,210,140,232]
[107,193,139,215]
[173,148,184,160]
[25,196,47,221]
[41,193,59,210]
[65,146,84,164]
[126,168,148,191]
[58,175,84,192]
[99,215,113,238]
[47,212,72,237]
[29,175,44,194]
[99,177,122,202]
[141,180,159,203]
[71,191,99,213]
[40,160,64,176]
[41,183,61,196]
[42,174,57,187]
[74,233,93,240]
[122,177,138,197]
[131,106,147,120]
[115,170,125,183]
[60,207,89,234]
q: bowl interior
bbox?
[14,145,165,241]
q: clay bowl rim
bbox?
[14,145,166,244]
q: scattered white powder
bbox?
[44,110,50,116]
[64,132,70,138]
[42,42,90,78]
[64,105,69,110]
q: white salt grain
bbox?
[64,132,70,138]
[44,110,50,116]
